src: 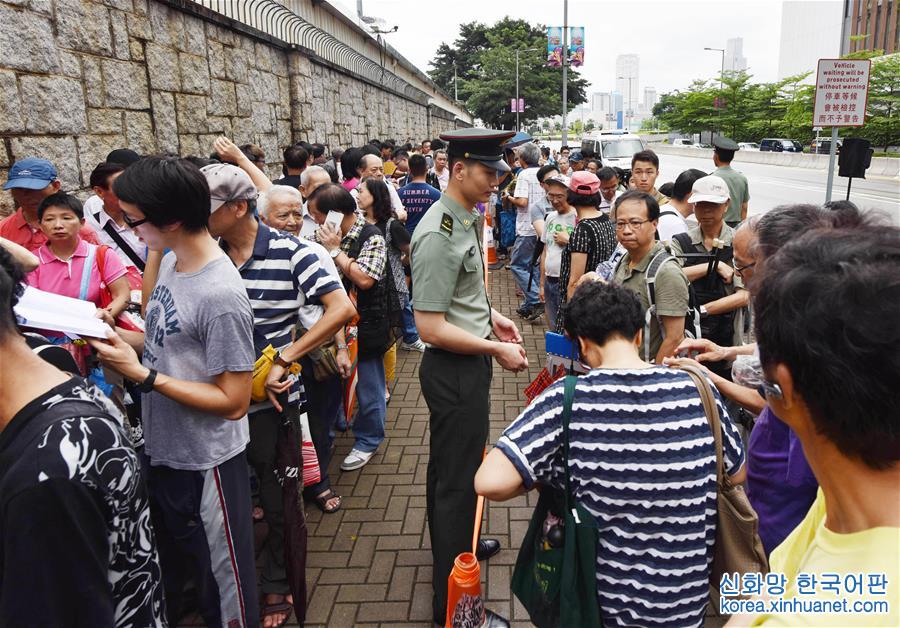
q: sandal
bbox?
[314,489,342,514]
[261,600,293,628]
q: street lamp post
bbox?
[617,75,634,130]
[515,48,540,132]
[452,61,458,101]
[561,0,568,146]
[704,46,725,138]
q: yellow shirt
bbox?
[751,490,899,626]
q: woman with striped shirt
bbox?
[477,281,746,627]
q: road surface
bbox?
[656,151,899,224]
[540,140,899,223]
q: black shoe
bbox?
[515,304,531,318]
[475,537,501,561]
[484,608,511,627]
[524,303,544,321]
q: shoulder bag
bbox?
[511,375,602,627]
[680,364,769,595]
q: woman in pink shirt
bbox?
[27,192,130,320]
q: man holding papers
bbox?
[87,156,259,628]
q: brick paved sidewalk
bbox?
[301,262,545,627]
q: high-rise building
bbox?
[725,37,748,72]
[849,0,898,54]
[615,54,640,114]
[643,87,658,113]
[777,1,843,81]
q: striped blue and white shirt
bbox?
[224,222,344,413]
[497,367,745,628]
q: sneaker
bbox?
[341,448,375,471]
[400,338,426,352]
[524,304,544,321]
[515,304,531,318]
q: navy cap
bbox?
[712,136,740,151]
[106,148,141,166]
[3,157,58,190]
[569,151,584,162]
[439,128,516,173]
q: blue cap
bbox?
[4,158,58,190]
[569,151,584,162]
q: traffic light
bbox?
[838,138,874,179]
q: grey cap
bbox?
[713,136,740,151]
[201,164,258,212]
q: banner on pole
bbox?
[546,27,563,67]
[568,27,584,67]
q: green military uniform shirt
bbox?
[613,241,689,362]
[668,223,745,345]
[410,194,492,340]
[714,165,750,225]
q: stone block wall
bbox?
[0,0,463,216]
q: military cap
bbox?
[439,128,516,172]
[713,136,740,151]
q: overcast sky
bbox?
[348,0,797,97]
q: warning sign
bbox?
[812,58,871,128]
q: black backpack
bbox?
[671,232,735,348]
[616,247,703,362]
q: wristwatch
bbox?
[137,368,158,393]
[330,248,340,259]
[700,305,709,318]
[336,343,349,351]
[274,352,292,368]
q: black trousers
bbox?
[420,348,492,624]
[247,407,289,596]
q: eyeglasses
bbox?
[614,219,651,231]
[733,260,756,275]
[122,213,149,228]
[760,378,783,399]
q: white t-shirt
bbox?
[541,209,577,278]
[599,191,620,215]
[82,195,148,268]
[430,167,449,191]
[513,167,542,237]
[656,207,690,242]
[297,238,342,331]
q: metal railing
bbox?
[197,0,427,101]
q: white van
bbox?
[580,131,646,171]
[672,138,693,147]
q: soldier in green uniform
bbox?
[411,129,529,625]
[712,136,750,228]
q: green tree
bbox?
[428,18,588,129]
[856,53,899,151]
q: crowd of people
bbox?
[0,127,896,628]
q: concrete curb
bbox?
[649,144,899,178]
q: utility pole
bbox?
[561,0,568,146]
[704,46,725,138]
[825,0,851,203]
[453,61,458,101]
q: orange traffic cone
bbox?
[484,211,502,271]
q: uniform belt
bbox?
[424,340,492,358]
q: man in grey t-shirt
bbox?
[89,157,259,628]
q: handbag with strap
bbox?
[679,365,769,595]
[511,375,602,628]
[95,245,144,332]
